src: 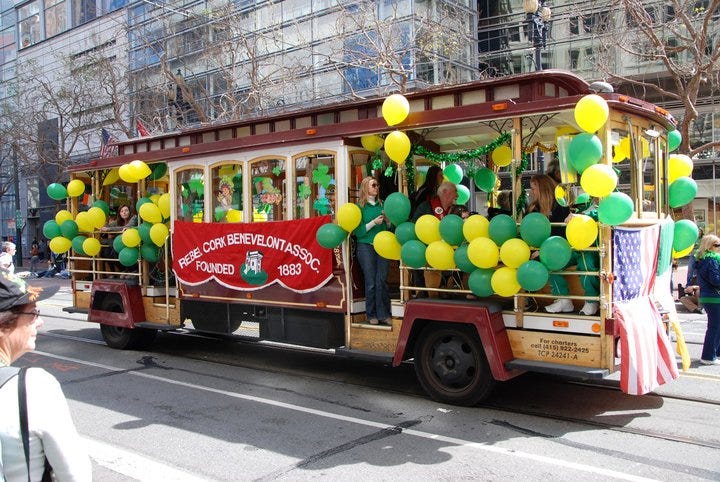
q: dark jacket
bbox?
[695,255,720,304]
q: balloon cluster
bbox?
[111,194,171,266]
[357,94,412,166]
[43,200,108,257]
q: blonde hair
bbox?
[696,234,720,259]
[357,176,381,208]
[528,174,557,216]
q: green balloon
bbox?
[113,235,126,253]
[138,222,153,244]
[439,214,464,246]
[454,244,476,274]
[60,220,79,239]
[468,268,494,297]
[384,192,411,226]
[148,163,168,180]
[668,177,697,208]
[519,213,551,247]
[118,247,139,267]
[568,133,602,174]
[473,168,496,192]
[598,192,633,225]
[673,219,698,252]
[92,200,110,216]
[539,236,572,271]
[141,243,160,262]
[443,164,463,184]
[43,220,61,239]
[72,235,87,255]
[488,214,517,246]
[456,184,470,205]
[316,223,347,249]
[400,240,427,268]
[395,222,418,244]
[517,260,549,291]
[668,129,682,152]
[136,197,152,213]
[47,183,67,201]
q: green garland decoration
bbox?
[515,152,530,214]
[410,132,511,176]
[405,156,416,197]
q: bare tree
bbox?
[592,0,719,157]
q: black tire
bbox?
[414,323,495,406]
[99,299,157,350]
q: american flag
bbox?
[613,225,679,395]
[136,119,150,137]
[100,128,118,158]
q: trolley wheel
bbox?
[99,299,157,350]
[414,323,495,406]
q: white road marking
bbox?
[84,437,210,482]
[36,350,657,482]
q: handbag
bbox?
[17,368,54,482]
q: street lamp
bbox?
[523,0,552,71]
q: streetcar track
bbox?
[41,328,720,453]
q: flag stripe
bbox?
[100,128,118,158]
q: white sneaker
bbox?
[545,299,574,313]
[699,359,720,365]
[580,301,599,316]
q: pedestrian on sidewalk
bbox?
[693,234,720,365]
[29,239,40,275]
[0,241,16,275]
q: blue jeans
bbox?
[686,255,697,285]
[700,303,720,361]
[356,242,390,320]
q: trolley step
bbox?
[506,359,609,379]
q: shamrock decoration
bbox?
[297,183,311,200]
[272,166,282,176]
[312,164,332,188]
[313,197,331,215]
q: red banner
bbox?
[172,217,333,293]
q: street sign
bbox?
[14,210,23,230]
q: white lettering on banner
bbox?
[224,232,321,273]
[178,247,202,268]
[203,236,227,253]
[195,261,236,275]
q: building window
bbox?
[569,49,579,70]
[72,0,95,26]
[18,1,41,49]
[45,0,66,38]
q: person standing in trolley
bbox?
[354,176,391,326]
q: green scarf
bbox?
[700,251,720,262]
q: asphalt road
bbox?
[17,274,719,481]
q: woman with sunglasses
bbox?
[693,234,720,365]
[0,275,91,480]
[354,177,391,325]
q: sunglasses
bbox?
[369,183,378,188]
[714,244,720,248]
[15,308,40,321]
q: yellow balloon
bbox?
[226,209,242,223]
[491,267,520,297]
[672,245,694,259]
[580,164,617,198]
[155,193,170,219]
[122,228,141,248]
[87,207,107,230]
[373,231,401,260]
[337,203,362,233]
[415,214,441,244]
[82,237,101,256]
[499,238,531,269]
[55,210,73,225]
[118,164,138,183]
[613,136,630,163]
[669,154,693,183]
[425,240,456,270]
[218,165,236,178]
[149,194,161,205]
[139,202,162,223]
[468,237,499,269]
[574,94,609,133]
[361,135,385,152]
[49,236,72,254]
[384,130,411,164]
[381,94,410,126]
[566,215,598,250]
[103,168,120,186]
[130,160,152,179]
[67,179,85,198]
[492,145,513,167]
[150,223,169,247]
[463,214,489,242]
[75,212,94,233]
